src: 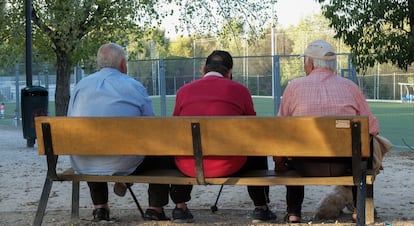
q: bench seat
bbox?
[33,116,374,226]
[59,168,374,186]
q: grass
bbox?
[2,98,413,150]
[149,97,414,150]
[367,102,414,150]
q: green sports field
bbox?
[151,97,414,150]
[153,97,414,150]
[367,101,414,150]
[1,98,413,151]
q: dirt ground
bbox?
[1,125,413,226]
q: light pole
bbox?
[25,0,32,87]
[193,39,196,81]
[22,0,48,148]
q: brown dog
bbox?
[313,185,354,219]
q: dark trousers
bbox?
[139,157,192,207]
[89,156,271,207]
[88,156,182,206]
[150,156,271,207]
[241,156,270,206]
[286,158,355,215]
[88,182,108,205]
[171,156,271,207]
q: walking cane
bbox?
[210,185,224,213]
[127,186,145,219]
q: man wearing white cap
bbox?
[275,40,379,223]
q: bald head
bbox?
[96,43,127,73]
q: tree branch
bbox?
[31,4,56,52]
[31,5,53,38]
[408,0,414,37]
[76,1,95,40]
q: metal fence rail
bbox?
[1,54,413,107]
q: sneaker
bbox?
[172,207,194,223]
[92,208,110,222]
[143,209,170,221]
[251,207,277,223]
[114,183,131,197]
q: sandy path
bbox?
[0,126,413,225]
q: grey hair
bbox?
[96,43,127,70]
[306,57,337,73]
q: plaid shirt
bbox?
[278,68,379,135]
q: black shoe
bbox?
[92,208,110,222]
[143,209,170,221]
[252,207,277,223]
[172,207,194,223]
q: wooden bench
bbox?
[33,116,375,226]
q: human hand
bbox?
[273,157,290,173]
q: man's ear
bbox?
[304,57,313,75]
[119,58,127,74]
[227,69,233,79]
[201,67,206,75]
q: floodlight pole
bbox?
[25,0,33,86]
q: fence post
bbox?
[347,53,358,84]
[272,55,281,115]
[151,46,157,95]
[393,72,396,100]
[15,64,20,122]
[158,59,166,117]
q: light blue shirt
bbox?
[68,68,154,175]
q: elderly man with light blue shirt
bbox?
[68,43,170,222]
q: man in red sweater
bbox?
[171,50,276,223]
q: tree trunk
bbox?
[409,0,414,37]
[54,50,72,116]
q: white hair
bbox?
[96,43,126,70]
[306,57,337,73]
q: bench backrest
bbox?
[35,116,370,158]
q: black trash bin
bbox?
[21,86,48,147]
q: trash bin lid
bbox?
[22,86,48,96]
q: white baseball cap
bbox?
[299,40,336,60]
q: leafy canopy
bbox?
[1,0,276,116]
[318,0,414,71]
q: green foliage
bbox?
[127,28,170,60]
[287,14,343,54]
[279,14,352,85]
[174,0,275,42]
[318,0,414,71]
[1,0,161,116]
[0,0,26,66]
[169,37,195,58]
[1,0,275,116]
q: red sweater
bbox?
[173,73,256,177]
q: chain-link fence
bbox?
[126,53,357,97]
[358,73,414,101]
[1,54,413,105]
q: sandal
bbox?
[352,210,357,222]
[284,213,301,223]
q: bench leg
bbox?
[356,172,367,226]
[33,177,54,226]
[71,181,80,219]
[366,184,374,225]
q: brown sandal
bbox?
[284,213,301,223]
[352,211,357,222]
